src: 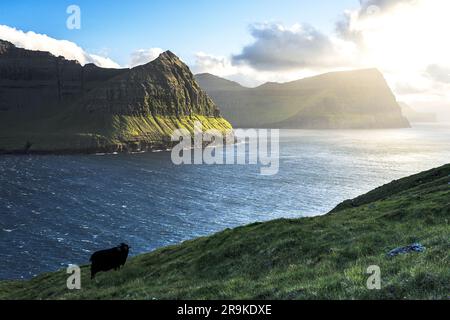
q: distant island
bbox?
[0,40,232,154]
[1,163,448,299]
[196,70,411,129]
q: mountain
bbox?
[400,102,437,123]
[1,163,448,299]
[0,40,232,154]
[195,70,410,129]
[195,73,245,92]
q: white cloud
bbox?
[193,52,231,75]
[88,54,120,69]
[129,48,164,67]
[426,64,450,84]
[232,23,357,71]
[0,25,120,68]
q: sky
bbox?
[0,0,449,118]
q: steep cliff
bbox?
[0,40,232,153]
[196,70,410,129]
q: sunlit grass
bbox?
[0,111,233,153]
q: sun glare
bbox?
[355,0,450,73]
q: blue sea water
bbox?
[1,123,450,279]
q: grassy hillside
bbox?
[1,164,449,299]
[0,108,232,154]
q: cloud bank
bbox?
[232,23,354,71]
[426,64,450,84]
[0,25,120,68]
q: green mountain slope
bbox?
[195,70,410,129]
[1,164,448,300]
[0,41,232,154]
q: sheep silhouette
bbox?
[90,243,130,279]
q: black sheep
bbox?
[90,243,130,279]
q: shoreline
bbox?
[0,135,239,156]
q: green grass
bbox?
[0,109,233,153]
[0,164,449,300]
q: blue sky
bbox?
[0,0,358,65]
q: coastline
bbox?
[0,115,234,155]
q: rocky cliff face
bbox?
[0,40,232,153]
[80,51,220,117]
[196,70,410,129]
[0,40,127,113]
